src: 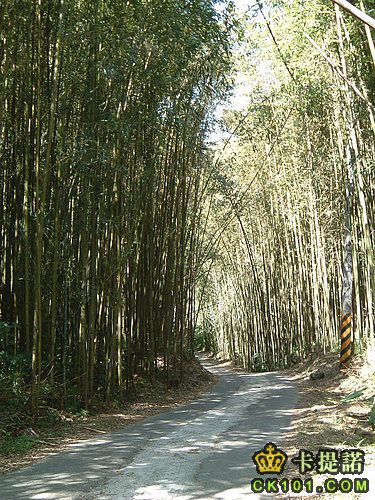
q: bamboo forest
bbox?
[0,0,375,487]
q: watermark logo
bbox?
[251,443,369,495]
[292,448,365,475]
[252,442,288,474]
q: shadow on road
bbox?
[0,357,297,499]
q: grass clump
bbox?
[0,433,37,456]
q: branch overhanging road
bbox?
[0,357,298,500]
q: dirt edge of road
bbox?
[280,350,375,498]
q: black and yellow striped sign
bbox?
[340,313,352,368]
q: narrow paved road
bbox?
[0,357,297,499]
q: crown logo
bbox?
[252,442,287,474]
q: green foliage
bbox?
[369,404,375,426]
[0,433,37,456]
[194,321,218,353]
[341,388,367,403]
[0,323,31,410]
[194,326,206,351]
[252,354,268,372]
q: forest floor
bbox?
[0,357,216,475]
[280,349,375,498]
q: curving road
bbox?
[0,357,297,499]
